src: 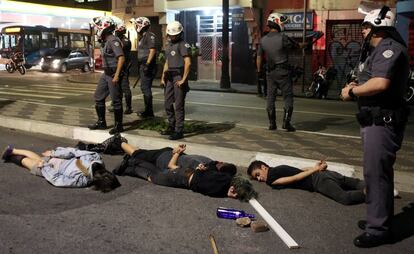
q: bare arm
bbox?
[160,60,168,86]
[168,152,180,170]
[113,55,125,84]
[147,48,156,65]
[256,55,262,72]
[272,160,327,186]
[167,144,186,170]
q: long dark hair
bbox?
[91,162,121,193]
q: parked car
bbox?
[40,49,91,73]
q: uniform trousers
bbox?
[266,68,293,112]
[361,123,404,236]
[94,73,123,110]
[164,74,188,133]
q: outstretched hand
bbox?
[42,150,52,157]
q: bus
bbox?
[0,25,93,68]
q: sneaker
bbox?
[2,145,14,161]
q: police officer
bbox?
[131,17,157,118]
[160,21,191,140]
[88,16,125,134]
[256,12,303,132]
[111,17,133,115]
[341,6,409,248]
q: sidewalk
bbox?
[0,93,413,193]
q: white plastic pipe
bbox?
[249,198,300,249]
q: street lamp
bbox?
[220,0,231,89]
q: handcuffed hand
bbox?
[172,144,186,154]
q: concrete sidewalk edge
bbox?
[3,115,414,193]
[0,115,355,176]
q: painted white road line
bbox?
[30,84,96,91]
[0,88,83,96]
[0,91,63,99]
[249,198,300,249]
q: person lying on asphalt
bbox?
[247,160,366,205]
[2,145,120,192]
[112,142,258,201]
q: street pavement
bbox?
[0,69,413,253]
[0,128,413,254]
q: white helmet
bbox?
[130,17,150,33]
[267,12,289,31]
[166,21,183,36]
[92,16,116,39]
[112,16,126,34]
[362,7,395,28]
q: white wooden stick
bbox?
[249,198,300,249]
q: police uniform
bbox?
[164,39,190,135]
[120,35,132,113]
[138,31,157,116]
[356,37,409,237]
[94,34,124,127]
[258,32,296,131]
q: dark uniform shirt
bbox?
[357,37,409,109]
[102,34,124,68]
[257,32,297,67]
[165,39,190,70]
[120,36,131,70]
[266,165,314,191]
[138,31,156,62]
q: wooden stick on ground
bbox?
[208,234,219,254]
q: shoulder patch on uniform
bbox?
[114,41,120,47]
[382,49,394,58]
[184,43,190,48]
[171,51,176,56]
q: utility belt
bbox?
[356,106,410,128]
[164,68,184,82]
[267,62,289,72]
[104,67,117,77]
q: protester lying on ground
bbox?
[247,160,365,205]
[112,142,257,201]
[2,145,120,192]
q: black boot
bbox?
[267,109,276,130]
[282,107,296,132]
[124,95,133,114]
[89,105,107,130]
[109,108,124,135]
[140,95,154,118]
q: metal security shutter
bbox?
[326,20,363,92]
[409,18,414,65]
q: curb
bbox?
[0,115,356,178]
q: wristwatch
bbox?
[348,87,357,99]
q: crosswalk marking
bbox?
[0,87,84,96]
[30,84,96,91]
[0,91,63,99]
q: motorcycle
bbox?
[5,52,26,75]
[406,69,414,104]
[306,65,329,99]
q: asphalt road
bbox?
[0,128,413,254]
[0,70,413,142]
